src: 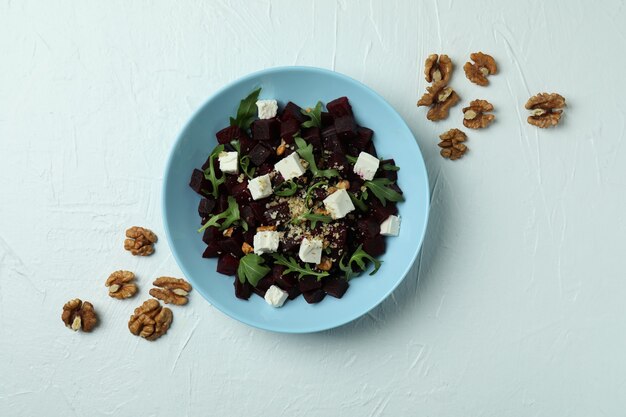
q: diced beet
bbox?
[202,241,221,258]
[218,236,243,257]
[256,163,274,176]
[198,198,216,217]
[356,218,380,239]
[216,253,239,276]
[239,133,255,154]
[264,202,290,225]
[299,276,322,292]
[302,127,322,154]
[240,206,256,228]
[363,235,386,257]
[321,111,334,128]
[234,275,252,300]
[224,174,240,193]
[216,194,229,213]
[252,118,279,142]
[379,158,398,181]
[280,118,300,143]
[303,288,326,304]
[323,135,346,155]
[271,265,299,289]
[216,125,245,145]
[256,276,274,293]
[326,97,353,117]
[323,277,349,298]
[270,264,287,280]
[369,199,398,222]
[286,286,302,300]
[202,226,221,244]
[327,222,348,248]
[350,126,373,151]
[365,141,378,157]
[349,177,364,193]
[230,180,252,205]
[189,169,209,196]
[327,152,348,174]
[281,236,300,253]
[251,286,266,298]
[249,143,273,166]
[280,101,307,123]
[334,115,357,140]
[321,125,336,139]
[243,229,255,245]
[249,201,268,223]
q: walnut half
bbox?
[124,226,157,256]
[424,54,453,83]
[105,270,138,299]
[463,52,497,86]
[61,299,97,332]
[128,299,173,341]
[525,93,566,128]
[463,99,495,129]
[149,277,193,306]
[438,128,468,160]
[417,81,460,121]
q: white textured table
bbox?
[2,1,625,416]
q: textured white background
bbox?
[1,0,625,416]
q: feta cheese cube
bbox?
[274,152,306,180]
[380,215,401,236]
[256,99,278,119]
[323,189,355,219]
[253,230,280,255]
[353,151,380,180]
[264,285,288,307]
[218,151,239,175]
[298,237,323,264]
[247,174,273,200]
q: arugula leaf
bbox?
[349,191,368,212]
[364,178,404,207]
[346,155,358,164]
[229,88,261,130]
[339,245,382,280]
[271,254,329,280]
[240,155,256,179]
[304,180,327,206]
[203,145,226,199]
[198,196,241,232]
[382,162,400,171]
[237,253,271,287]
[274,180,299,197]
[292,211,333,228]
[294,136,339,179]
[300,101,323,128]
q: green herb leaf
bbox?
[304,180,327,206]
[346,155,358,164]
[240,155,256,179]
[274,180,299,197]
[349,191,368,212]
[301,212,333,228]
[230,88,262,130]
[364,178,404,207]
[198,196,241,232]
[339,245,382,280]
[294,136,339,179]
[300,101,323,128]
[382,162,400,171]
[237,253,271,287]
[203,145,226,199]
[271,253,329,280]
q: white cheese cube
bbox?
[298,237,323,264]
[253,231,280,255]
[323,188,355,219]
[353,151,380,181]
[218,151,239,175]
[274,152,306,180]
[256,99,278,119]
[264,285,288,308]
[247,174,273,200]
[380,215,401,236]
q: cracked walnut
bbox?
[105,270,138,299]
[438,128,468,160]
[61,298,97,332]
[128,299,173,341]
[424,54,453,83]
[463,52,497,86]
[525,93,566,128]
[417,81,460,121]
[124,226,157,256]
[149,277,192,306]
[463,99,495,129]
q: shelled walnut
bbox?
[463,99,495,129]
[417,81,460,121]
[61,299,97,332]
[438,128,468,160]
[105,270,138,299]
[463,52,497,86]
[128,299,173,341]
[424,54,453,83]
[149,277,193,306]
[124,226,157,256]
[525,93,566,128]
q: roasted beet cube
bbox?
[280,101,307,123]
[379,158,398,181]
[323,277,349,298]
[356,218,380,239]
[365,141,378,157]
[218,232,244,257]
[327,152,348,174]
[198,198,216,217]
[239,133,255,154]
[363,235,386,257]
[202,226,221,245]
[326,96,353,117]
[280,118,300,143]
[321,111,334,128]
[299,276,322,292]
[189,169,209,196]
[249,201,268,223]
[216,125,245,145]
[349,177,364,193]
[256,276,274,293]
[334,115,357,140]
[322,135,346,155]
[350,126,373,151]
[202,241,221,258]
[234,275,252,300]
[271,264,287,281]
[281,236,300,253]
[216,253,239,276]
[216,193,229,213]
[230,180,252,205]
[327,222,348,248]
[303,288,326,304]
[249,143,272,166]
[264,202,290,225]
[321,125,336,139]
[243,229,255,245]
[252,118,279,142]
[286,286,302,300]
[256,163,274,176]
[369,199,398,222]
[240,206,256,228]
[302,127,322,154]
[224,174,240,193]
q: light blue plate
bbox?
[163,66,429,333]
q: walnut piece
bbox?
[417,81,460,121]
[149,277,193,306]
[463,99,495,129]
[463,52,497,86]
[128,299,173,341]
[61,298,97,332]
[256,225,277,232]
[316,257,333,271]
[105,270,138,299]
[438,128,468,160]
[124,226,157,256]
[242,242,254,254]
[525,93,566,128]
[276,139,287,156]
[424,54,453,83]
